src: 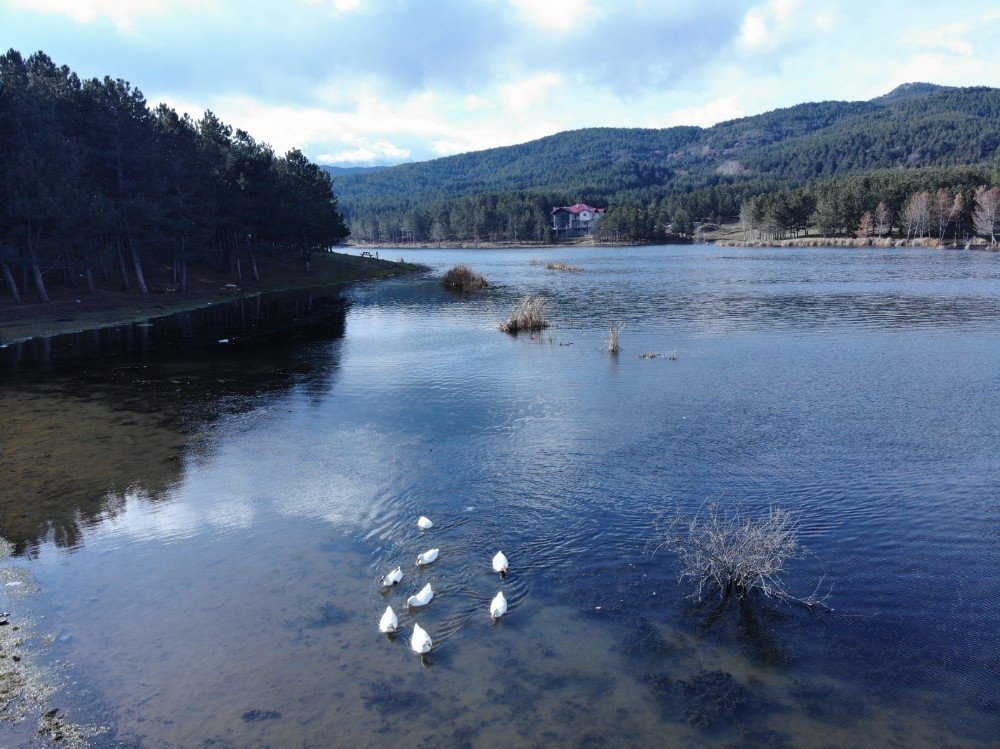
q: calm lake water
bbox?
[1,244,998,747]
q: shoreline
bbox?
[346,237,692,250]
[0,252,425,345]
[711,236,994,250]
[348,235,997,251]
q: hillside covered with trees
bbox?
[334,83,1000,244]
[0,49,349,307]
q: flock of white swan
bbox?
[377,515,509,655]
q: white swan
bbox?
[411,623,433,654]
[379,605,398,633]
[407,583,434,608]
[417,516,433,530]
[492,551,508,576]
[416,548,439,566]
[490,590,508,619]
[380,566,403,587]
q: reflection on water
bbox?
[0,291,348,555]
[1,246,999,747]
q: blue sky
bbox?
[3,0,1000,166]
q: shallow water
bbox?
[1,245,998,747]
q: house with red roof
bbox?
[551,203,605,238]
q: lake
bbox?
[1,244,998,747]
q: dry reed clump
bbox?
[545,261,583,272]
[441,264,489,292]
[639,352,662,359]
[499,295,549,333]
[605,321,625,354]
[527,257,539,266]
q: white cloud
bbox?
[4,0,195,30]
[500,72,562,114]
[6,0,1000,167]
[739,11,768,48]
[738,0,814,50]
[509,0,595,30]
[658,96,746,128]
[318,139,411,164]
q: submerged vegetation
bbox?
[441,264,489,292]
[499,295,549,334]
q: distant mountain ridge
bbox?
[874,82,951,101]
[320,164,390,176]
[334,84,1000,221]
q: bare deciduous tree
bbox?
[875,202,892,238]
[904,191,932,239]
[652,503,832,611]
[856,211,873,239]
[973,185,1000,246]
[935,188,953,240]
[949,192,966,245]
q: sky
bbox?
[3,0,1000,167]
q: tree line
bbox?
[350,192,588,244]
[0,50,348,305]
[336,83,1000,238]
[736,166,1000,243]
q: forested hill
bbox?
[334,84,1000,225]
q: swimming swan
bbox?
[407,583,434,608]
[492,551,508,576]
[380,566,403,587]
[417,516,433,530]
[416,548,439,566]
[490,590,508,619]
[411,623,433,654]
[379,605,398,633]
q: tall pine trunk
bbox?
[117,242,131,291]
[180,239,188,292]
[27,229,49,303]
[245,238,260,282]
[1,262,22,305]
[125,233,149,295]
[65,251,77,288]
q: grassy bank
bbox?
[0,251,424,344]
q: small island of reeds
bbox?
[441,264,489,292]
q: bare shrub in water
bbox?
[653,503,831,610]
[499,295,549,333]
[545,261,583,272]
[605,321,625,354]
[442,264,489,292]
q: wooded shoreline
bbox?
[0,251,423,344]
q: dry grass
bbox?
[605,321,625,354]
[545,261,583,272]
[527,258,539,266]
[499,295,549,333]
[441,264,489,292]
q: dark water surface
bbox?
[1,245,998,747]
